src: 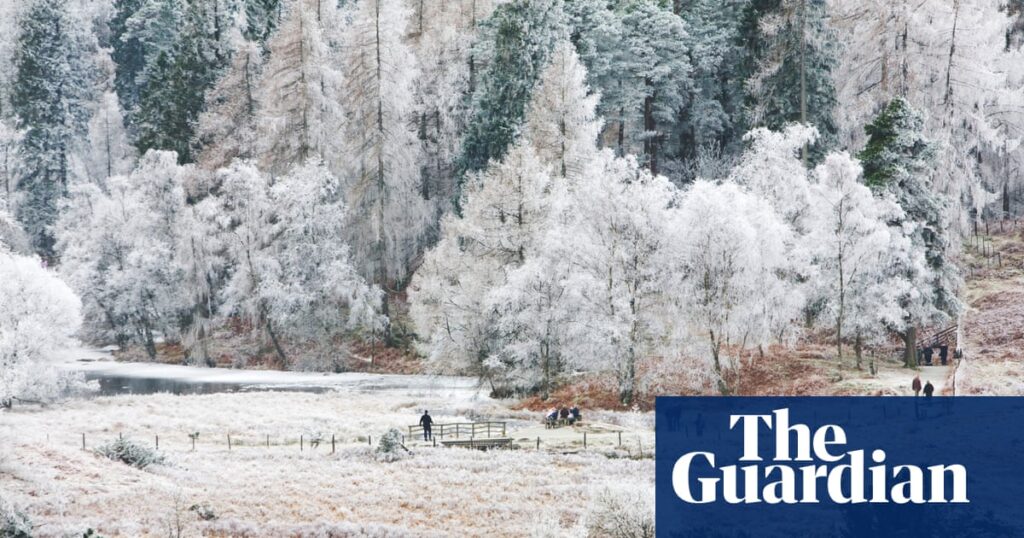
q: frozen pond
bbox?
[83,372,329,396]
[52,346,487,400]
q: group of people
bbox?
[545,405,582,426]
[917,345,950,366]
[911,376,935,398]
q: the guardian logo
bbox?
[672,408,969,505]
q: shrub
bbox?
[0,497,32,538]
[94,438,166,469]
[374,428,408,463]
[585,486,654,538]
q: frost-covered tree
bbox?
[557,152,679,403]
[0,122,24,210]
[409,0,497,214]
[830,0,1023,232]
[673,180,792,394]
[341,0,431,287]
[859,97,960,366]
[77,91,136,184]
[522,41,601,180]
[194,26,263,171]
[56,151,189,358]
[742,0,838,163]
[12,0,99,256]
[729,124,817,233]
[254,0,345,174]
[217,160,383,368]
[455,0,569,191]
[727,125,824,334]
[806,152,907,365]
[409,141,553,386]
[0,250,85,408]
[0,209,30,255]
[173,197,222,365]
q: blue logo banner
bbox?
[655,397,1024,537]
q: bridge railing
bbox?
[408,421,506,440]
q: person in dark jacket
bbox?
[912,375,922,397]
[923,347,934,365]
[923,381,935,398]
[569,406,581,424]
[559,407,570,422]
[419,410,433,441]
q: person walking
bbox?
[912,375,922,397]
[419,410,433,441]
[923,381,935,398]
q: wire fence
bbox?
[60,427,651,456]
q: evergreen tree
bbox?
[135,46,202,162]
[454,0,569,204]
[615,0,691,175]
[110,0,148,124]
[115,0,187,129]
[858,97,960,366]
[12,0,98,256]
[244,0,283,44]
[134,1,237,163]
[742,0,837,164]
[675,0,746,170]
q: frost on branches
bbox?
[0,249,86,408]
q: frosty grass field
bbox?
[1,359,654,537]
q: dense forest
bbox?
[2,0,1024,405]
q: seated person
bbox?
[545,408,559,423]
[570,406,581,424]
[559,407,570,422]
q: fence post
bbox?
[191,436,195,452]
[536,437,540,450]
[331,434,336,454]
[368,435,372,446]
[82,433,85,451]
[266,434,270,448]
[155,435,159,450]
[502,423,506,436]
[228,435,232,451]
[300,435,304,452]
[119,432,123,440]
[618,431,622,447]
[583,432,587,449]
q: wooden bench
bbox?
[544,417,581,429]
[440,437,512,450]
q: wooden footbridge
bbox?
[407,421,511,450]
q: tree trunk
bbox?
[710,331,729,395]
[643,90,658,175]
[903,326,917,368]
[265,319,288,368]
[141,320,157,361]
[854,331,863,370]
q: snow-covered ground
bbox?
[1,387,653,536]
